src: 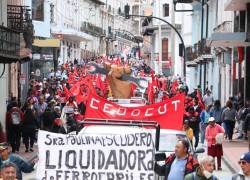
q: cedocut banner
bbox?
[85,93,185,130]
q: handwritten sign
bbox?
[36,130,155,180]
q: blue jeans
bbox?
[224,120,235,140]
[200,123,208,144]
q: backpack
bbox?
[10,111,21,125]
[192,172,216,180]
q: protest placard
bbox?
[85,93,185,130]
[36,130,155,180]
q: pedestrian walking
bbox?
[221,100,236,141]
[210,100,223,126]
[205,117,225,170]
[244,111,250,151]
[0,162,17,180]
[236,102,245,139]
[203,90,214,107]
[22,101,39,153]
[232,152,250,180]
[5,102,23,153]
[34,95,47,127]
[0,143,35,180]
[183,120,194,145]
[185,105,200,149]
[154,139,199,180]
[184,155,219,180]
[200,105,212,145]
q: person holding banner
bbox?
[0,143,35,180]
[0,162,17,180]
[154,139,199,180]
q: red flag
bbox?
[148,82,154,104]
[238,47,244,64]
[130,83,137,97]
[96,74,102,90]
[62,84,71,99]
[70,84,80,96]
[115,56,121,65]
[171,80,178,94]
[196,89,204,110]
[233,62,236,80]
[162,79,167,91]
[85,93,185,130]
[75,93,88,104]
[73,66,78,76]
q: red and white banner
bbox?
[85,93,185,130]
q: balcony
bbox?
[186,46,197,62]
[213,21,232,33]
[0,25,21,63]
[80,22,106,37]
[115,31,136,43]
[7,5,31,32]
[89,0,105,5]
[225,0,250,11]
[207,21,250,47]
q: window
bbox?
[163,4,169,17]
[162,38,168,61]
[32,0,44,21]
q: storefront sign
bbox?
[36,130,155,180]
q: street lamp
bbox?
[124,4,187,77]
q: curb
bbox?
[222,154,238,174]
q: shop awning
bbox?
[33,39,60,47]
[89,0,105,5]
[51,27,94,41]
[207,32,250,47]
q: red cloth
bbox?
[171,80,178,94]
[70,84,80,96]
[85,93,186,130]
[148,82,154,104]
[238,47,244,64]
[196,90,204,110]
[162,79,167,91]
[130,83,137,97]
[207,144,223,157]
[62,84,71,99]
[5,107,24,128]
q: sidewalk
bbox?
[222,139,249,173]
[14,143,38,162]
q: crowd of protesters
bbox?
[2,57,250,179]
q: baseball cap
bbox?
[240,152,250,163]
[0,143,8,150]
[208,117,216,122]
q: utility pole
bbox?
[171,3,176,76]
[158,1,162,74]
[124,4,186,77]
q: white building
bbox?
[186,0,234,104]
[143,0,192,76]
[0,0,9,131]
[49,0,140,62]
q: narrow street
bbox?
[0,0,250,180]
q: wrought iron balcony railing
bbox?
[7,5,32,32]
[0,25,20,62]
[81,22,106,37]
